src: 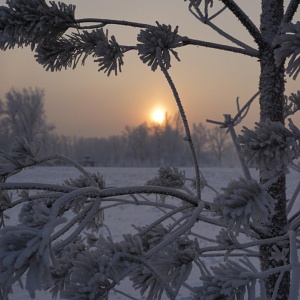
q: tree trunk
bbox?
[259,1,289,299]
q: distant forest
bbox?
[0,88,238,167]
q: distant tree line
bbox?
[0,88,237,167]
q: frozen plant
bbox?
[1,1,300,300]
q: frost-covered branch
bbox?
[154,48,202,200]
[182,37,259,57]
[187,3,259,53]
[219,0,263,46]
[282,0,300,24]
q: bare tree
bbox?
[207,126,229,166]
[0,87,54,145]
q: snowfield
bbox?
[5,166,300,299]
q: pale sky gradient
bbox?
[0,1,299,137]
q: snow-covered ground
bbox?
[4,166,300,299]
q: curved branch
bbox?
[156,51,202,200]
[219,0,263,46]
[0,182,200,206]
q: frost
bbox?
[211,178,276,235]
[194,259,256,300]
[274,22,300,79]
[94,34,124,76]
[0,137,42,178]
[145,165,185,189]
[137,22,181,71]
[0,221,64,299]
[18,199,51,228]
[130,237,196,299]
[238,119,300,180]
[133,224,168,251]
[64,172,105,189]
[50,238,86,298]
[62,234,143,300]
[0,0,75,50]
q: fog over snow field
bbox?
[5,166,300,299]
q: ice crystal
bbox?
[64,172,105,189]
[238,119,300,179]
[0,0,75,50]
[9,137,42,162]
[35,29,108,72]
[133,224,168,251]
[0,221,64,299]
[130,237,196,299]
[211,178,276,235]
[94,34,124,76]
[50,238,86,298]
[18,199,52,228]
[137,22,181,71]
[63,234,143,299]
[145,165,185,188]
[284,90,300,117]
[0,137,42,178]
[270,245,289,264]
[61,251,113,300]
[274,22,300,79]
[216,228,239,247]
[194,260,256,300]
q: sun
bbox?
[151,108,165,124]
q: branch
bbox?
[182,37,259,57]
[0,182,200,206]
[282,0,300,24]
[74,18,152,29]
[219,0,263,46]
[188,5,258,53]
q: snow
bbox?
[4,166,300,299]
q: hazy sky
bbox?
[0,1,299,137]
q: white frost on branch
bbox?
[211,177,276,235]
[0,217,65,299]
[274,21,300,79]
[145,166,185,189]
[238,118,300,180]
[0,0,75,50]
[137,22,181,71]
[194,259,256,300]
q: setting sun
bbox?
[151,108,166,124]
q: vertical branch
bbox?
[156,49,201,200]
[224,115,252,180]
[286,181,300,214]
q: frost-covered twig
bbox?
[282,0,300,24]
[219,0,263,46]
[188,4,259,54]
[145,203,204,258]
[287,181,300,214]
[53,198,102,249]
[182,37,259,57]
[156,49,202,201]
[197,232,289,255]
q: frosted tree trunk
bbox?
[259,1,289,299]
